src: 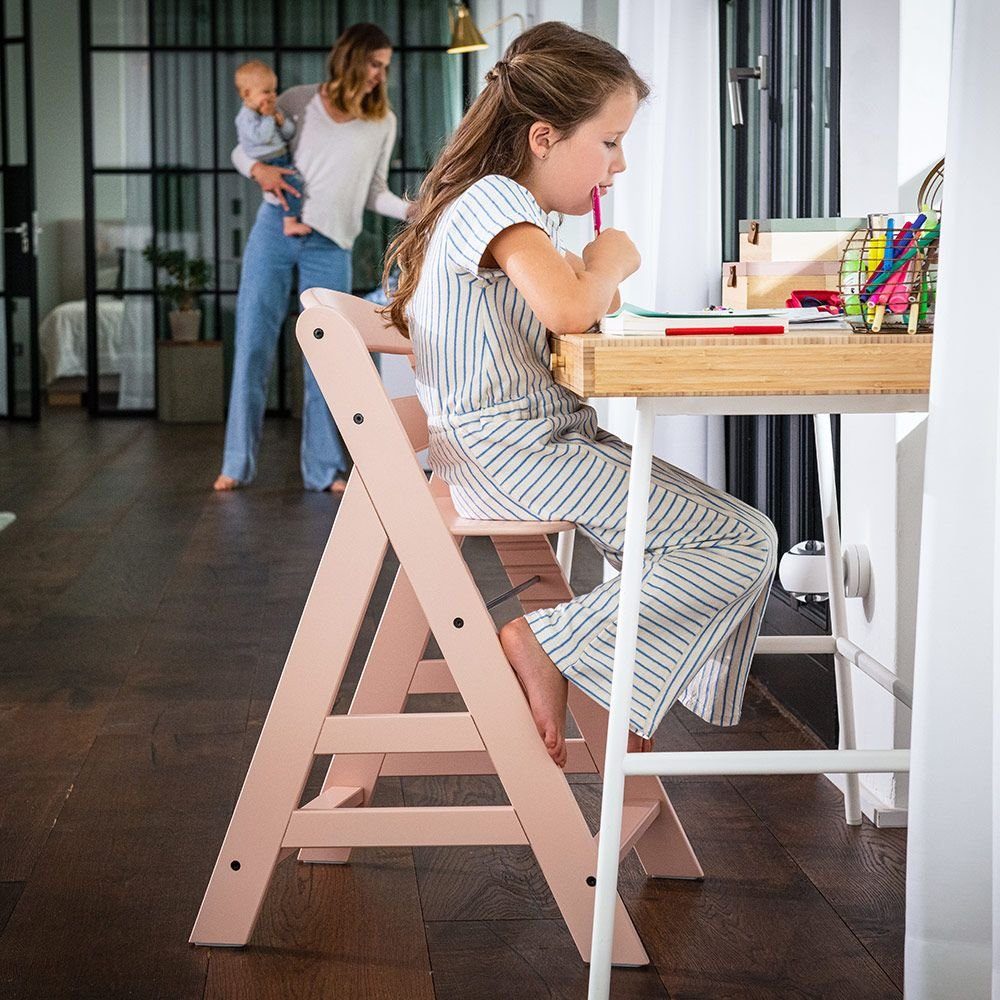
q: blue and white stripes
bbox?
[408,174,777,737]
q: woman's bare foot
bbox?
[499,617,569,767]
[325,476,348,495]
[213,474,240,491]
[283,217,312,237]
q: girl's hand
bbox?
[405,200,420,221]
[273,110,285,127]
[249,162,300,211]
[583,228,641,283]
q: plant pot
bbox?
[168,308,202,342]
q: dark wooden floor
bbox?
[0,410,905,1000]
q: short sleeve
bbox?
[443,175,550,278]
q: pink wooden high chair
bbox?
[190,287,704,963]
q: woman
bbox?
[215,23,413,494]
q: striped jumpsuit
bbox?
[408,174,777,739]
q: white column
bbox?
[903,0,1000,994]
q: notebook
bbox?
[600,303,789,336]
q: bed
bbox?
[38,296,125,385]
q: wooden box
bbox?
[156,340,224,423]
[721,260,842,309]
[738,217,865,263]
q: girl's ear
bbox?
[527,120,561,160]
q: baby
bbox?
[234,60,311,237]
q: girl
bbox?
[385,22,777,767]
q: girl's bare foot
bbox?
[499,617,569,767]
[283,218,312,237]
[213,474,240,491]
[627,732,655,753]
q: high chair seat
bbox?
[428,477,575,536]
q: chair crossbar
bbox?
[282,805,530,849]
[315,712,485,755]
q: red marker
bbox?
[591,186,602,236]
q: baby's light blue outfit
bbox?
[235,105,303,219]
[407,174,777,738]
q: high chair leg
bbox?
[190,475,388,946]
[299,565,431,865]
[567,690,703,879]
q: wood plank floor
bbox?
[0,410,906,999]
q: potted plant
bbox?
[142,244,212,342]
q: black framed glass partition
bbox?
[82,0,471,415]
[719,0,842,742]
[1,0,39,421]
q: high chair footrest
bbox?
[282,805,530,848]
[595,799,661,862]
[315,712,486,754]
[300,785,365,811]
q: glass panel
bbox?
[91,0,147,45]
[155,172,215,271]
[153,0,210,47]
[0,198,4,293]
[402,51,461,170]
[154,52,214,168]
[216,50,273,166]
[220,292,236,397]
[280,1,338,48]
[5,0,23,37]
[0,300,6,416]
[5,44,27,166]
[95,173,153,288]
[7,295,32,416]
[403,0,446,46]
[216,0,273,47]
[276,51,326,91]
[92,52,151,168]
[217,171,259,290]
[114,294,154,410]
[354,172,405,294]
[346,0,397,35]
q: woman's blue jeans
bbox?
[221,202,351,491]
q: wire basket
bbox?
[839,212,940,333]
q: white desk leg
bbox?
[813,414,862,826]
[589,398,656,1000]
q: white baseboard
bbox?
[824,771,909,828]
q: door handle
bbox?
[727,55,768,127]
[3,222,29,254]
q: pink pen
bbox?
[591,186,602,236]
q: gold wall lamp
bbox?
[447,3,525,54]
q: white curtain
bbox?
[610,0,725,488]
[904,1,1000,996]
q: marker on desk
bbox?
[591,186,602,237]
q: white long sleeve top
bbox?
[231,84,409,249]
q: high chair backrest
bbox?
[301,287,413,355]
[299,288,428,454]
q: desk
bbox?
[549,327,932,996]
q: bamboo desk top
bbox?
[548,327,932,404]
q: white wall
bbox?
[839,0,952,823]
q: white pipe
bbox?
[836,637,914,709]
[622,748,910,777]
[754,634,837,654]
[555,528,576,582]
[588,399,656,1000]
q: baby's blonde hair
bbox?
[382,22,648,337]
[234,59,275,97]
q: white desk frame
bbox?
[588,391,927,999]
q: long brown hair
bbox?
[383,21,648,337]
[324,23,392,120]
